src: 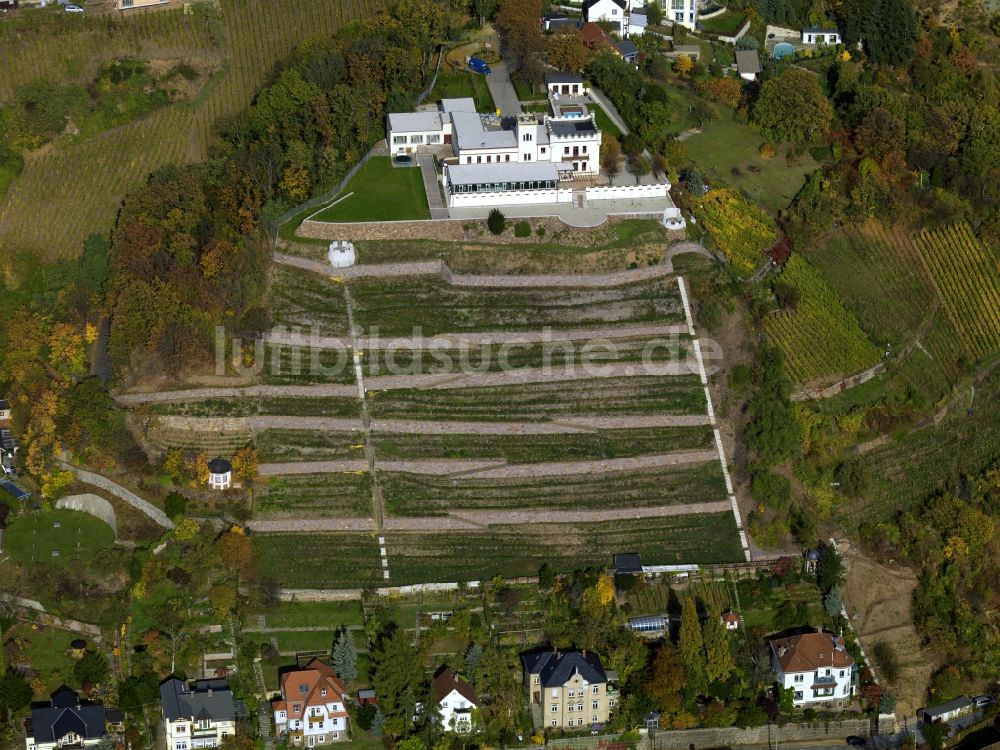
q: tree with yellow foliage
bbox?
[581,571,616,617]
[217,527,254,592]
[232,446,260,511]
[48,323,88,379]
[674,53,693,75]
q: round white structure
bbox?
[328,240,356,269]
[664,216,687,231]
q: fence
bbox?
[271,149,377,233]
[584,184,669,200]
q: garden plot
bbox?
[258,473,373,518]
[371,426,715,463]
[362,336,688,377]
[252,531,383,587]
[270,265,352,337]
[367,375,706,421]
[381,462,728,516]
[257,429,365,462]
[242,599,365,629]
[347,277,685,337]
[384,513,745,585]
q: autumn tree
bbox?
[495,0,545,85]
[232,446,260,510]
[545,29,594,72]
[643,642,686,714]
[752,68,833,144]
[601,137,622,178]
[678,597,706,691]
[674,54,694,75]
[217,527,254,591]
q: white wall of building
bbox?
[661,0,698,29]
[774,663,853,706]
[448,188,574,208]
[164,718,236,750]
[438,689,476,733]
[585,0,627,29]
[275,701,348,745]
[389,130,445,155]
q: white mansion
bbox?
[387,79,669,208]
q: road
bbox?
[486,60,521,115]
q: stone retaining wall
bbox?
[55,494,118,537]
[298,214,647,244]
[653,716,895,749]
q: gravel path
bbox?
[116,384,357,405]
[273,251,675,288]
[265,323,690,352]
[246,499,732,533]
[156,413,711,436]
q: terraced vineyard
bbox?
[347,276,686,336]
[383,514,745,585]
[127,260,749,585]
[765,256,881,384]
[0,106,195,260]
[381,463,728,515]
[915,223,1000,359]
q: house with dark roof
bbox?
[522,650,614,730]
[0,398,10,421]
[770,631,855,706]
[542,13,580,31]
[921,696,973,724]
[613,553,643,575]
[272,659,350,745]
[24,687,107,750]
[160,678,236,750]
[431,667,478,734]
[546,72,584,96]
[582,0,628,33]
[616,39,638,63]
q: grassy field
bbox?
[591,104,624,138]
[311,157,430,223]
[738,577,825,635]
[764,255,881,384]
[430,68,496,112]
[257,429,365,462]
[684,112,818,212]
[270,265,352,337]
[244,599,365,628]
[4,623,83,694]
[381,462,727,515]
[347,276,684,336]
[0,0,378,259]
[372,426,714,463]
[362,336,687,377]
[384,513,745,584]
[699,11,748,35]
[4,510,115,567]
[368,375,707,421]
[253,532,384,587]
[258,472,373,518]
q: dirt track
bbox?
[839,538,936,716]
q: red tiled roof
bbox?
[278,659,349,720]
[770,632,854,673]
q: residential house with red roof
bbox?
[431,667,478,734]
[273,660,350,746]
[770,631,855,706]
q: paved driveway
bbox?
[486,60,521,115]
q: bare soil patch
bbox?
[838,538,936,717]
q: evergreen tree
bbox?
[332,627,358,682]
[702,611,735,683]
[370,707,386,738]
[371,628,425,738]
[487,209,506,235]
[824,587,844,617]
[816,544,843,593]
[465,643,484,681]
[0,671,32,721]
[678,597,706,690]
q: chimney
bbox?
[207,688,213,697]
[453,673,459,683]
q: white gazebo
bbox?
[207,457,233,490]
[328,240,356,268]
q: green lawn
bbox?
[430,68,495,112]
[246,599,365,628]
[311,157,429,223]
[4,510,115,567]
[699,11,748,35]
[684,111,819,212]
[591,104,623,138]
[5,623,81,693]
[253,532,384,587]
